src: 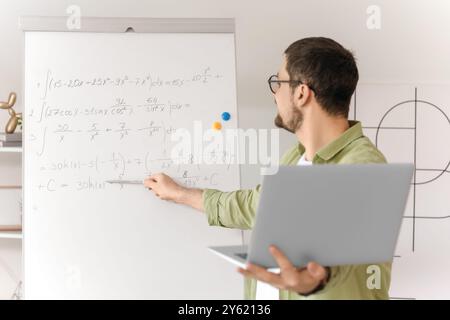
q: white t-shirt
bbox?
[297,153,313,166]
[255,153,312,299]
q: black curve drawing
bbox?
[373,98,450,185]
[354,87,450,252]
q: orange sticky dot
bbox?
[212,121,222,130]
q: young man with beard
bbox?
[144,37,390,300]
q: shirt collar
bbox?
[295,121,364,162]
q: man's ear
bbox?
[293,84,311,107]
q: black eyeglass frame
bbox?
[267,74,315,94]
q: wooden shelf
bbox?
[0,231,22,239]
[0,147,22,153]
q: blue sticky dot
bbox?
[221,112,231,121]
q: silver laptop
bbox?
[209,164,414,270]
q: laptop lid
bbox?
[247,164,414,268]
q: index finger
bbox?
[143,178,156,189]
[269,245,294,270]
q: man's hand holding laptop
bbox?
[238,245,329,295]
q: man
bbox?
[144,37,391,300]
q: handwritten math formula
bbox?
[26,67,237,194]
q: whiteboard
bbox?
[23,20,243,299]
[349,84,450,300]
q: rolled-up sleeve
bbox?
[202,185,261,230]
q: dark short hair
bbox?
[284,37,358,117]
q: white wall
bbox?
[1,0,449,299]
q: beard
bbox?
[274,104,304,134]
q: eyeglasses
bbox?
[267,74,314,94]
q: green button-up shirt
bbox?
[202,121,391,300]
